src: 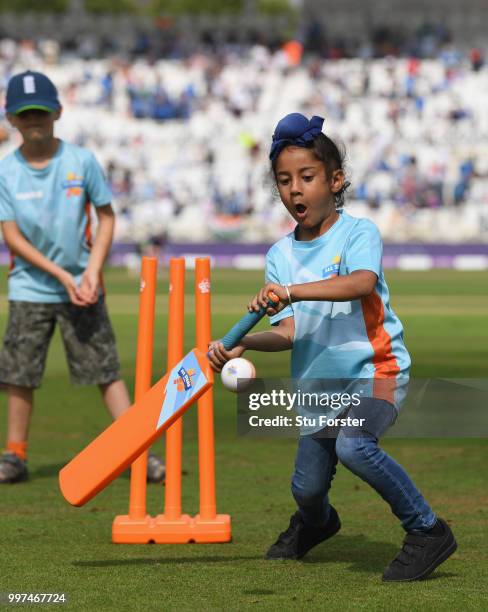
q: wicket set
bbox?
[112,256,231,543]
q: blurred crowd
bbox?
[1,36,488,243]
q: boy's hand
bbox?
[57,270,91,307]
[79,268,100,304]
[248,283,289,316]
[207,340,245,373]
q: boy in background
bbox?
[0,71,164,484]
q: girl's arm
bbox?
[208,316,294,373]
[241,315,294,351]
[289,270,377,303]
[250,270,377,315]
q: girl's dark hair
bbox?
[271,133,351,209]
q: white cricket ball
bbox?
[221,358,256,393]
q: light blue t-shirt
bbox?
[0,141,112,302]
[266,210,410,410]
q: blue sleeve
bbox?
[344,219,382,276]
[84,152,112,207]
[0,176,15,221]
[266,246,294,326]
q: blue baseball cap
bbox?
[5,70,61,115]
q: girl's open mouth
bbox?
[295,204,307,217]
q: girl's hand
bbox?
[247,283,289,316]
[207,340,245,373]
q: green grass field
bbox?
[1,268,487,611]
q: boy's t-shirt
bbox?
[0,141,111,303]
[266,210,410,410]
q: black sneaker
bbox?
[0,452,29,483]
[265,506,341,560]
[382,518,457,582]
[146,452,165,484]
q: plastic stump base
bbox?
[189,513,232,544]
[112,514,157,544]
[112,513,231,544]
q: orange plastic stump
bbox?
[191,258,232,542]
[112,257,157,541]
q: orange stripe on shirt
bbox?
[361,290,400,404]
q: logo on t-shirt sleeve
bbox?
[62,172,85,197]
[322,255,341,279]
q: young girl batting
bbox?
[208,113,457,582]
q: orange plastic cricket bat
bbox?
[59,349,212,506]
[59,291,278,507]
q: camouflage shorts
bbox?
[0,298,121,388]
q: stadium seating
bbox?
[1,38,488,244]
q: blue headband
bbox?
[269,113,324,161]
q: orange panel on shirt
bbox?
[361,290,400,404]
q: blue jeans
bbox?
[291,399,436,532]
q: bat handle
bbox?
[219,290,280,351]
